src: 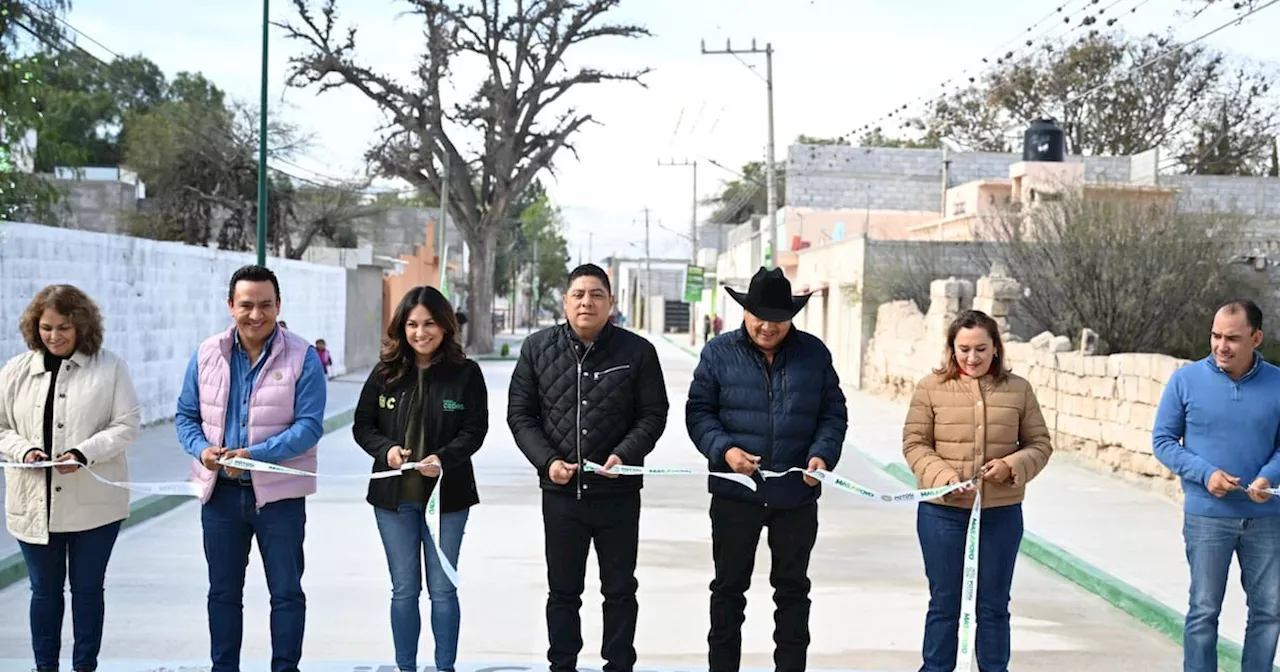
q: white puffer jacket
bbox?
[0,348,140,544]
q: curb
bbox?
[0,404,359,593]
[656,330,1262,671]
[865,452,1265,672]
[658,333,701,358]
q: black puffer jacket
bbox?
[508,322,669,498]
[352,358,488,513]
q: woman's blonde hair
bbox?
[19,284,105,356]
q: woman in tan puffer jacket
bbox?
[902,309,1052,672]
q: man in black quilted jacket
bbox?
[508,263,669,672]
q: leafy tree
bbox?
[28,50,168,171]
[857,129,942,149]
[795,134,849,146]
[0,0,69,222]
[278,0,651,353]
[125,97,371,258]
[913,32,1278,174]
[495,179,546,297]
[702,160,783,224]
[519,192,570,313]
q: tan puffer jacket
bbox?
[902,371,1052,510]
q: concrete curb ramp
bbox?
[0,406,357,593]
[656,332,1265,672]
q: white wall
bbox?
[0,223,348,425]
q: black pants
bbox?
[542,490,641,672]
[709,496,819,672]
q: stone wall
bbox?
[861,270,1189,494]
[0,222,350,425]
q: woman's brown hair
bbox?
[378,285,466,385]
[933,309,1009,382]
[19,284,105,356]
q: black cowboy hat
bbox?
[724,266,811,323]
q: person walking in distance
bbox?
[175,264,327,672]
[685,266,848,672]
[353,286,489,672]
[1,285,141,672]
[1153,299,1280,672]
[508,263,670,672]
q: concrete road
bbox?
[0,339,1183,671]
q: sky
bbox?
[58,0,1280,265]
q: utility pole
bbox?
[255,0,270,266]
[438,152,450,295]
[529,235,538,334]
[658,158,699,345]
[644,207,652,333]
[588,232,593,265]
[701,38,776,269]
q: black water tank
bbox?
[1022,118,1066,162]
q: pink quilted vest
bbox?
[188,324,318,507]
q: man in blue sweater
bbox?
[1153,299,1280,672]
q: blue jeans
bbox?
[202,480,307,672]
[374,502,470,672]
[1183,513,1280,672]
[917,501,1023,672]
[19,519,122,672]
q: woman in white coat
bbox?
[0,284,139,672]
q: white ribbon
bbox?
[585,458,981,671]
[582,460,758,491]
[4,454,979,656]
[2,456,462,587]
[957,487,981,672]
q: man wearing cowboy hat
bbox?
[685,266,848,672]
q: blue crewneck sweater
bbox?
[1153,354,1280,518]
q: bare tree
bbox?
[277,0,650,352]
[277,181,388,259]
[975,192,1258,356]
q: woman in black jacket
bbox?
[352,285,489,672]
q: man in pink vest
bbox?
[175,264,327,672]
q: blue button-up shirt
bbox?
[175,326,327,478]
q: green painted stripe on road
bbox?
[0,404,359,593]
[856,447,1261,672]
[658,330,1265,670]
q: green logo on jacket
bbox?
[442,399,465,411]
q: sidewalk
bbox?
[0,367,371,590]
[656,330,1269,672]
[470,328,527,360]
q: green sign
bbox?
[683,265,704,303]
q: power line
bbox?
[849,0,1156,139]
[17,7,377,195]
[1060,0,1279,109]
[849,0,1093,137]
